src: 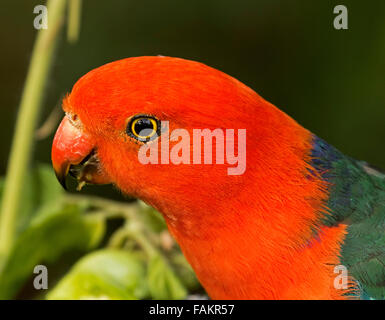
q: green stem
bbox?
[0,0,67,257]
[64,193,139,219]
[108,227,132,248]
[67,0,82,43]
[67,194,163,257]
[125,221,158,258]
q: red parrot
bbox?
[51,56,385,300]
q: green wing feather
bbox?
[310,136,385,299]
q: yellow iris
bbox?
[130,117,158,140]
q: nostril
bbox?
[66,112,80,127]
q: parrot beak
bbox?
[52,116,109,190]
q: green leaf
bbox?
[0,164,64,234]
[47,249,148,300]
[0,204,105,299]
[19,163,65,230]
[147,254,187,300]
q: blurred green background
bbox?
[0,0,384,300]
[1,0,385,184]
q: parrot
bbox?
[51,56,385,300]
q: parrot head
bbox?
[51,56,274,221]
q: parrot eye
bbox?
[126,115,160,142]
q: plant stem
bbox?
[64,193,139,219]
[66,194,164,257]
[67,0,82,43]
[125,221,158,258]
[0,0,67,257]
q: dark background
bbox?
[1,0,384,195]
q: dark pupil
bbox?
[135,118,154,137]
